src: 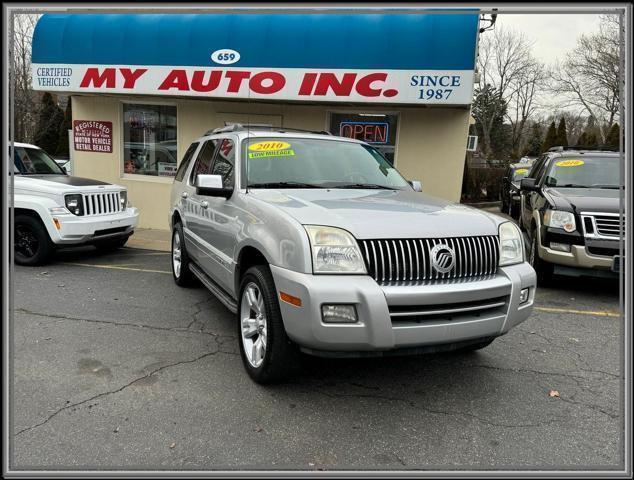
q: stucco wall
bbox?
[71,94,470,230]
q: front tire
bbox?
[171,222,196,287]
[529,232,554,285]
[14,214,55,266]
[238,265,300,384]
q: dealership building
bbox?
[32,12,481,230]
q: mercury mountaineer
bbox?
[169,125,536,383]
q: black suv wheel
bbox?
[14,214,54,266]
[529,233,554,285]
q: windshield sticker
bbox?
[248,150,296,159]
[515,168,528,174]
[248,141,291,152]
[555,159,584,167]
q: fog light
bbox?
[550,242,571,252]
[321,304,358,323]
[519,288,530,304]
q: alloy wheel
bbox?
[172,231,181,278]
[15,224,39,259]
[240,282,267,368]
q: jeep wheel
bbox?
[95,237,128,252]
[238,265,300,384]
[529,234,554,285]
[14,214,54,266]
[172,222,196,287]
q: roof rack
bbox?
[548,145,618,152]
[204,123,333,136]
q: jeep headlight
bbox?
[499,221,524,266]
[64,194,84,216]
[119,190,128,210]
[304,225,367,274]
[543,209,575,233]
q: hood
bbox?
[14,175,116,194]
[545,187,622,214]
[250,189,503,239]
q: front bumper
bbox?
[538,228,618,270]
[48,207,139,245]
[271,262,536,355]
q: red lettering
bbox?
[225,71,251,93]
[298,73,318,95]
[355,73,387,97]
[249,72,285,94]
[313,73,357,96]
[191,71,222,92]
[374,125,386,143]
[158,70,190,91]
[120,68,147,89]
[79,68,116,88]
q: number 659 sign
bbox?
[211,49,240,65]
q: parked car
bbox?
[11,142,139,265]
[169,124,536,383]
[500,162,532,218]
[519,146,622,285]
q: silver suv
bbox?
[169,125,536,383]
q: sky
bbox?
[495,13,604,66]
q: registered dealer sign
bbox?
[73,120,113,153]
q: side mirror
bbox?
[520,177,538,192]
[196,174,233,199]
[409,180,423,192]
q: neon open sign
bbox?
[339,122,389,145]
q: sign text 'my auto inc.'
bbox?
[32,66,474,105]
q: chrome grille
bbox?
[82,192,122,216]
[594,214,624,237]
[358,236,499,284]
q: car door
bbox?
[200,136,241,293]
[182,139,216,270]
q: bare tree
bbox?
[549,14,622,142]
[475,26,542,157]
[11,13,40,143]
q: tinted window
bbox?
[512,167,530,182]
[210,138,235,188]
[12,146,65,175]
[190,140,216,185]
[174,142,199,182]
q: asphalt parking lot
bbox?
[11,244,623,471]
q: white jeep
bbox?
[11,142,139,265]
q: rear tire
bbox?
[172,222,197,287]
[94,237,128,252]
[529,232,554,286]
[14,214,54,266]
[238,265,300,384]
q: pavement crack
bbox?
[15,307,227,339]
[14,350,220,437]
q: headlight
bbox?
[304,225,367,274]
[543,209,575,232]
[119,190,128,210]
[64,194,83,216]
[499,221,524,266]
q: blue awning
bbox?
[33,13,479,70]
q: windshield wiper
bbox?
[590,184,621,189]
[329,183,396,190]
[553,184,589,188]
[247,181,323,189]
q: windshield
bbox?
[12,146,66,175]
[544,156,621,188]
[512,167,530,182]
[242,137,411,190]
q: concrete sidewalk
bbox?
[127,228,171,252]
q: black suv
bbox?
[519,147,623,284]
[501,162,532,218]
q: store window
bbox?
[329,113,398,165]
[123,104,177,177]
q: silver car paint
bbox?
[170,130,536,352]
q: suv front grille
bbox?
[593,214,624,237]
[358,236,499,284]
[82,192,122,216]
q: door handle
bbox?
[181,192,188,199]
[201,201,209,209]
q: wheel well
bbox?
[236,246,268,291]
[172,210,182,228]
[14,208,43,223]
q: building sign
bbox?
[339,122,389,144]
[73,120,113,153]
[32,13,479,106]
